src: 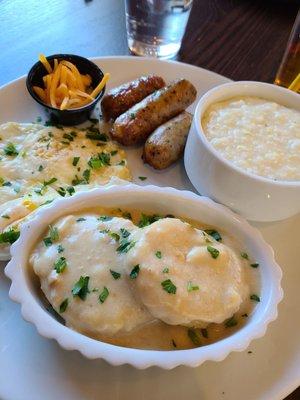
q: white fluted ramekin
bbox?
[5,184,283,369]
[184,81,300,222]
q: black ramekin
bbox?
[26,54,105,126]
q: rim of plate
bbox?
[4,183,283,369]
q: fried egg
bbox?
[0,122,131,260]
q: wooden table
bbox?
[0,0,298,398]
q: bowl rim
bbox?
[194,80,300,187]
[4,183,283,369]
[26,53,105,112]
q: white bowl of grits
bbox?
[184,81,300,221]
[5,183,282,369]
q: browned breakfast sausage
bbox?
[143,111,192,169]
[101,75,165,121]
[111,79,197,146]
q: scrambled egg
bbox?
[0,122,131,260]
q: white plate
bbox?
[0,56,299,400]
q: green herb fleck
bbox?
[72,157,80,166]
[59,298,68,313]
[4,142,18,156]
[98,216,113,221]
[38,165,44,172]
[187,328,201,346]
[63,133,74,142]
[204,229,222,242]
[72,276,90,300]
[1,214,10,219]
[130,113,136,120]
[138,176,147,181]
[88,152,110,169]
[201,328,208,338]
[82,169,90,183]
[76,217,86,222]
[241,252,249,259]
[66,186,75,196]
[99,287,109,303]
[56,187,66,197]
[129,264,140,279]
[117,239,136,253]
[43,177,57,186]
[108,231,120,241]
[225,316,238,328]
[187,281,199,292]
[86,129,107,142]
[162,267,169,274]
[250,263,259,268]
[138,213,161,228]
[43,225,59,246]
[250,294,260,302]
[122,211,132,220]
[120,228,130,238]
[118,160,125,166]
[110,270,121,280]
[72,175,84,186]
[54,257,67,273]
[110,150,118,156]
[155,250,162,259]
[0,228,20,244]
[57,244,64,253]
[161,279,177,294]
[207,245,220,259]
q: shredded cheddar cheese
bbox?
[33,54,110,110]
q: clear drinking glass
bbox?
[125,0,193,59]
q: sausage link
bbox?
[101,75,165,121]
[143,111,192,169]
[111,79,197,146]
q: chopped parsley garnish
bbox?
[120,228,130,238]
[38,165,44,172]
[72,276,90,300]
[76,217,86,222]
[110,150,118,156]
[130,113,136,120]
[241,252,249,259]
[0,228,20,244]
[138,213,161,228]
[54,257,67,273]
[110,270,121,280]
[99,287,109,303]
[129,264,140,279]
[57,244,64,253]
[187,328,201,346]
[2,181,12,186]
[1,214,10,219]
[56,187,66,197]
[250,294,260,302]
[225,316,238,328]
[63,133,74,142]
[72,175,84,186]
[88,152,110,169]
[108,231,120,241]
[250,263,259,268]
[117,239,136,253]
[43,225,59,246]
[66,186,75,196]
[201,328,208,338]
[122,211,132,220]
[118,160,125,166]
[86,129,107,142]
[155,251,162,259]
[204,229,222,242]
[72,157,80,166]
[98,216,113,221]
[138,176,147,181]
[82,169,90,183]
[43,177,57,186]
[162,267,169,273]
[59,298,68,313]
[207,245,219,259]
[4,142,18,156]
[161,279,177,294]
[187,281,199,292]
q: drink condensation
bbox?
[125,0,193,59]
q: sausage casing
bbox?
[143,111,192,169]
[111,79,197,146]
[101,75,165,121]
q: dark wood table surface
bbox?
[0,0,299,399]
